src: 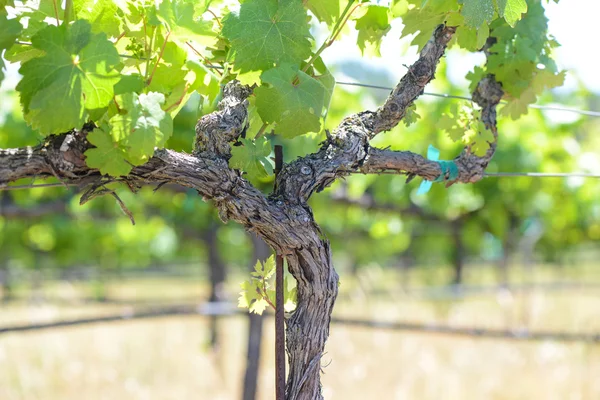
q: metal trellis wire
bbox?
[1,302,599,343]
[165,61,600,118]
[2,171,600,191]
[334,81,600,118]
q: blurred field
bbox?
[1,264,600,400]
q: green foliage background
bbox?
[0,0,598,285]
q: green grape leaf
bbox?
[354,5,391,56]
[16,1,65,40]
[156,0,215,46]
[147,41,188,94]
[236,70,263,87]
[438,107,465,142]
[460,0,494,28]
[249,298,269,314]
[186,60,220,96]
[165,60,220,117]
[238,280,265,312]
[255,64,329,137]
[400,7,445,51]
[500,69,565,119]
[439,104,492,156]
[463,109,493,156]
[0,15,20,49]
[245,96,265,140]
[466,66,486,93]
[479,2,564,118]
[477,22,490,48]
[239,255,277,315]
[455,25,477,51]
[5,44,45,63]
[192,0,213,15]
[251,255,276,279]
[283,276,297,312]
[452,15,489,51]
[23,0,64,20]
[85,128,132,176]
[470,123,494,156]
[0,15,21,85]
[0,0,14,15]
[230,137,273,180]
[391,0,408,17]
[500,86,536,119]
[237,280,253,309]
[444,13,462,27]
[16,20,120,133]
[74,0,121,37]
[421,0,460,13]
[110,92,173,165]
[484,2,558,100]
[531,69,565,93]
[310,56,335,120]
[495,0,527,27]
[114,74,145,95]
[403,104,420,127]
[306,0,339,26]
[221,0,312,73]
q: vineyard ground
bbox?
[1,264,599,399]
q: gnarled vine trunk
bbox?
[0,25,503,399]
[283,243,338,399]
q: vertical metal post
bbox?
[273,145,285,400]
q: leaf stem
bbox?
[185,41,223,76]
[254,123,268,140]
[63,0,73,25]
[302,0,360,72]
[164,84,190,113]
[113,97,122,113]
[261,275,276,311]
[206,9,222,29]
[330,3,363,45]
[51,0,60,25]
[143,18,150,80]
[115,31,127,44]
[329,0,356,42]
[147,30,171,86]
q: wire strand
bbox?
[2,171,600,191]
[485,172,600,178]
[350,171,600,178]
[172,64,600,118]
[335,81,600,118]
[1,303,598,342]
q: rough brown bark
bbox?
[0,24,503,399]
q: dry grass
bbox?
[1,267,600,399]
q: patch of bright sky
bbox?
[545,0,600,93]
